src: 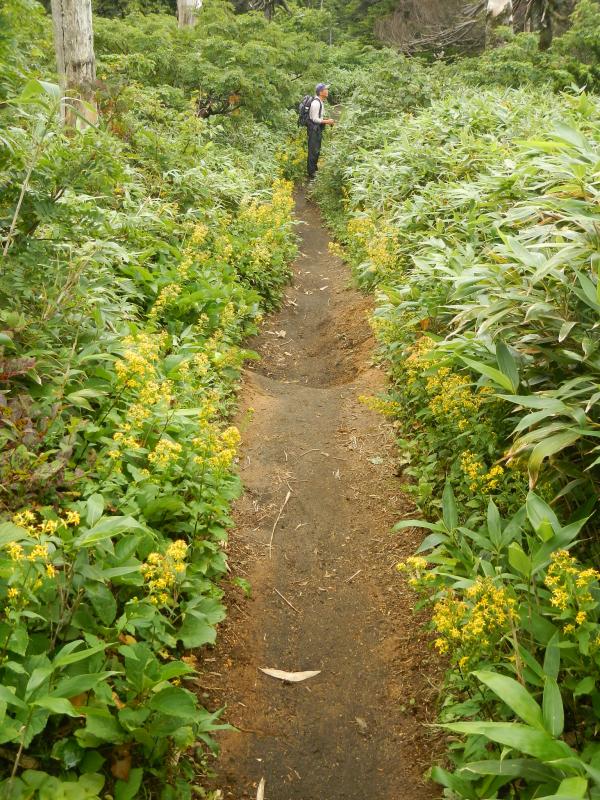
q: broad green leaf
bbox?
[393,519,443,532]
[26,667,52,696]
[86,494,104,527]
[149,687,198,720]
[474,671,544,730]
[0,522,29,547]
[54,641,108,668]
[536,774,588,798]
[54,672,117,699]
[178,613,216,649]
[0,685,26,709]
[557,777,588,795]
[535,794,588,799]
[17,78,62,104]
[526,493,560,536]
[500,395,568,413]
[508,542,531,578]
[33,696,83,718]
[486,500,502,549]
[75,516,145,547]
[543,634,560,680]
[462,357,514,392]
[528,431,581,485]
[430,766,477,799]
[86,583,117,626]
[7,626,29,655]
[442,481,458,530]
[496,340,519,392]
[543,677,564,737]
[159,662,196,681]
[415,532,448,552]
[558,321,577,342]
[552,122,591,152]
[573,676,595,697]
[115,768,143,800]
[459,758,559,782]
[77,709,125,745]
[441,721,572,760]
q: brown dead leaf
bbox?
[69,692,88,708]
[111,745,132,781]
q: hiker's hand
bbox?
[324,118,335,126]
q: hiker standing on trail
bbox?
[306,83,335,180]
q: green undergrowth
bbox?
[314,20,600,800]
[0,1,307,797]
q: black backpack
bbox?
[298,94,318,127]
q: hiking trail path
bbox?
[203,190,440,800]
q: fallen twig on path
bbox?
[298,448,320,457]
[345,569,362,583]
[268,490,291,559]
[257,778,265,800]
[274,587,301,614]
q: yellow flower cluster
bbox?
[115,332,166,390]
[240,180,294,231]
[11,509,80,537]
[193,420,241,472]
[275,135,305,177]
[328,241,345,259]
[365,232,397,276]
[346,215,398,276]
[544,550,599,632]
[358,394,401,417]
[191,222,209,246]
[193,352,210,377]
[427,368,482,430]
[397,555,436,588]
[271,179,295,225]
[347,215,373,240]
[148,438,182,470]
[110,332,180,466]
[459,451,505,493]
[139,379,173,408]
[404,336,435,386]
[150,284,182,321]
[433,578,516,665]
[141,540,188,605]
[1,514,67,608]
[219,302,236,330]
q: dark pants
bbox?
[307,122,323,179]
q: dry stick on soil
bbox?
[268,490,291,559]
[297,448,320,458]
[274,587,301,614]
[345,569,362,583]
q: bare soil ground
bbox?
[202,190,441,800]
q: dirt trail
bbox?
[204,190,440,800]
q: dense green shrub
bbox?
[314,32,600,797]
[0,2,302,795]
[454,1,600,93]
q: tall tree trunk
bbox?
[526,0,554,49]
[50,0,97,127]
[177,0,203,27]
[485,0,513,47]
